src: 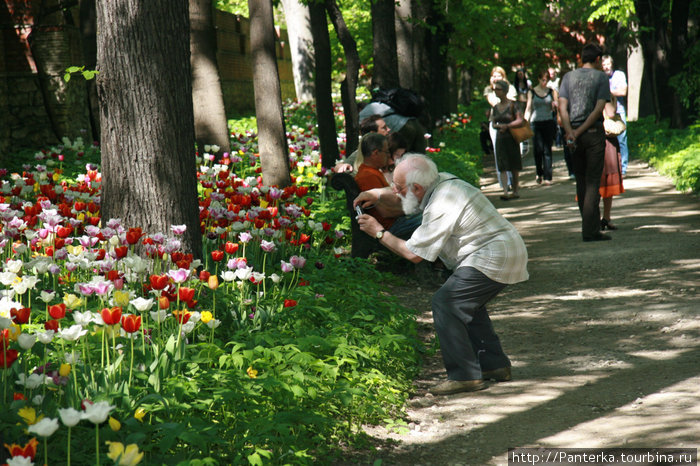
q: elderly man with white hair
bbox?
[354,153,528,396]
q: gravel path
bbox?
[352,151,700,465]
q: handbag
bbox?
[509,120,534,143]
[604,114,626,136]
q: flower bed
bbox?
[0,120,421,464]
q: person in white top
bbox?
[354,153,529,396]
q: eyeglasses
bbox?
[391,182,407,193]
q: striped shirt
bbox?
[406,173,529,284]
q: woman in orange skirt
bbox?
[600,99,625,230]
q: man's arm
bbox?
[357,214,423,263]
[572,99,607,137]
[558,96,574,142]
[354,187,403,213]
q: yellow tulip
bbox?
[8,324,21,341]
[52,172,60,182]
[106,441,144,466]
[108,416,121,431]
[63,293,84,309]
[18,407,42,425]
[134,408,146,422]
[113,290,130,308]
[247,366,258,379]
[259,199,269,208]
[200,311,213,324]
[59,363,71,377]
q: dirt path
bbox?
[358,151,700,465]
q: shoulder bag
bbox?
[604,113,626,136]
[508,102,534,143]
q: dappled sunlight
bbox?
[534,376,700,449]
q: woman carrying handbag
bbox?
[490,80,525,200]
[525,69,559,185]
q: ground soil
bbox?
[347,151,700,465]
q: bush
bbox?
[629,117,700,193]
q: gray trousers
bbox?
[431,266,510,381]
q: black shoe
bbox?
[583,233,612,242]
[482,366,512,382]
[601,218,618,231]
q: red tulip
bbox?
[101,307,122,325]
[114,246,128,259]
[283,299,297,308]
[224,242,239,254]
[11,307,31,324]
[5,438,38,460]
[56,225,73,238]
[0,347,19,368]
[178,287,195,303]
[125,227,143,245]
[199,270,211,282]
[48,303,67,319]
[173,310,191,324]
[211,250,224,262]
[158,296,170,310]
[121,314,142,333]
[44,319,59,331]
[149,274,169,290]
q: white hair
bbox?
[397,153,439,190]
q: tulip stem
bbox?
[128,335,134,386]
[95,424,100,466]
[67,426,72,466]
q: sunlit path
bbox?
[355,150,700,466]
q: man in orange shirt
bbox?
[354,133,420,239]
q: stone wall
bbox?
[0,3,296,156]
[214,11,296,114]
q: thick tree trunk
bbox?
[96,0,202,258]
[280,0,315,102]
[248,0,291,187]
[626,25,645,122]
[371,0,399,90]
[324,0,360,157]
[308,2,339,168]
[190,0,231,155]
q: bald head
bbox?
[393,153,439,201]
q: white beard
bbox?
[400,190,421,215]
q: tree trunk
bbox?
[96,0,202,258]
[395,0,415,90]
[248,0,291,187]
[324,0,360,157]
[190,0,231,155]
[280,0,315,102]
[626,24,645,122]
[308,2,339,168]
[371,0,399,90]
[79,0,100,142]
[458,66,471,106]
[669,0,690,128]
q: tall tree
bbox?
[280,0,316,102]
[248,0,292,187]
[79,0,100,142]
[308,1,340,169]
[96,0,202,258]
[190,0,231,154]
[370,0,399,90]
[324,0,360,156]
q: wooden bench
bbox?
[329,172,380,258]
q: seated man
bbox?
[333,114,390,174]
[354,132,420,240]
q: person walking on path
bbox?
[558,43,611,242]
[354,153,528,396]
[600,98,625,231]
[525,69,558,185]
[491,80,525,200]
[484,66,517,191]
[602,55,629,175]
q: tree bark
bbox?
[96,0,202,258]
[308,2,340,168]
[371,0,399,90]
[248,0,291,187]
[395,0,415,90]
[190,0,231,155]
[280,0,315,102]
[669,0,690,128]
[324,0,360,157]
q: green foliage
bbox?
[669,43,700,119]
[587,0,636,25]
[63,66,99,82]
[630,117,700,193]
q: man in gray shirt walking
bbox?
[558,43,611,242]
